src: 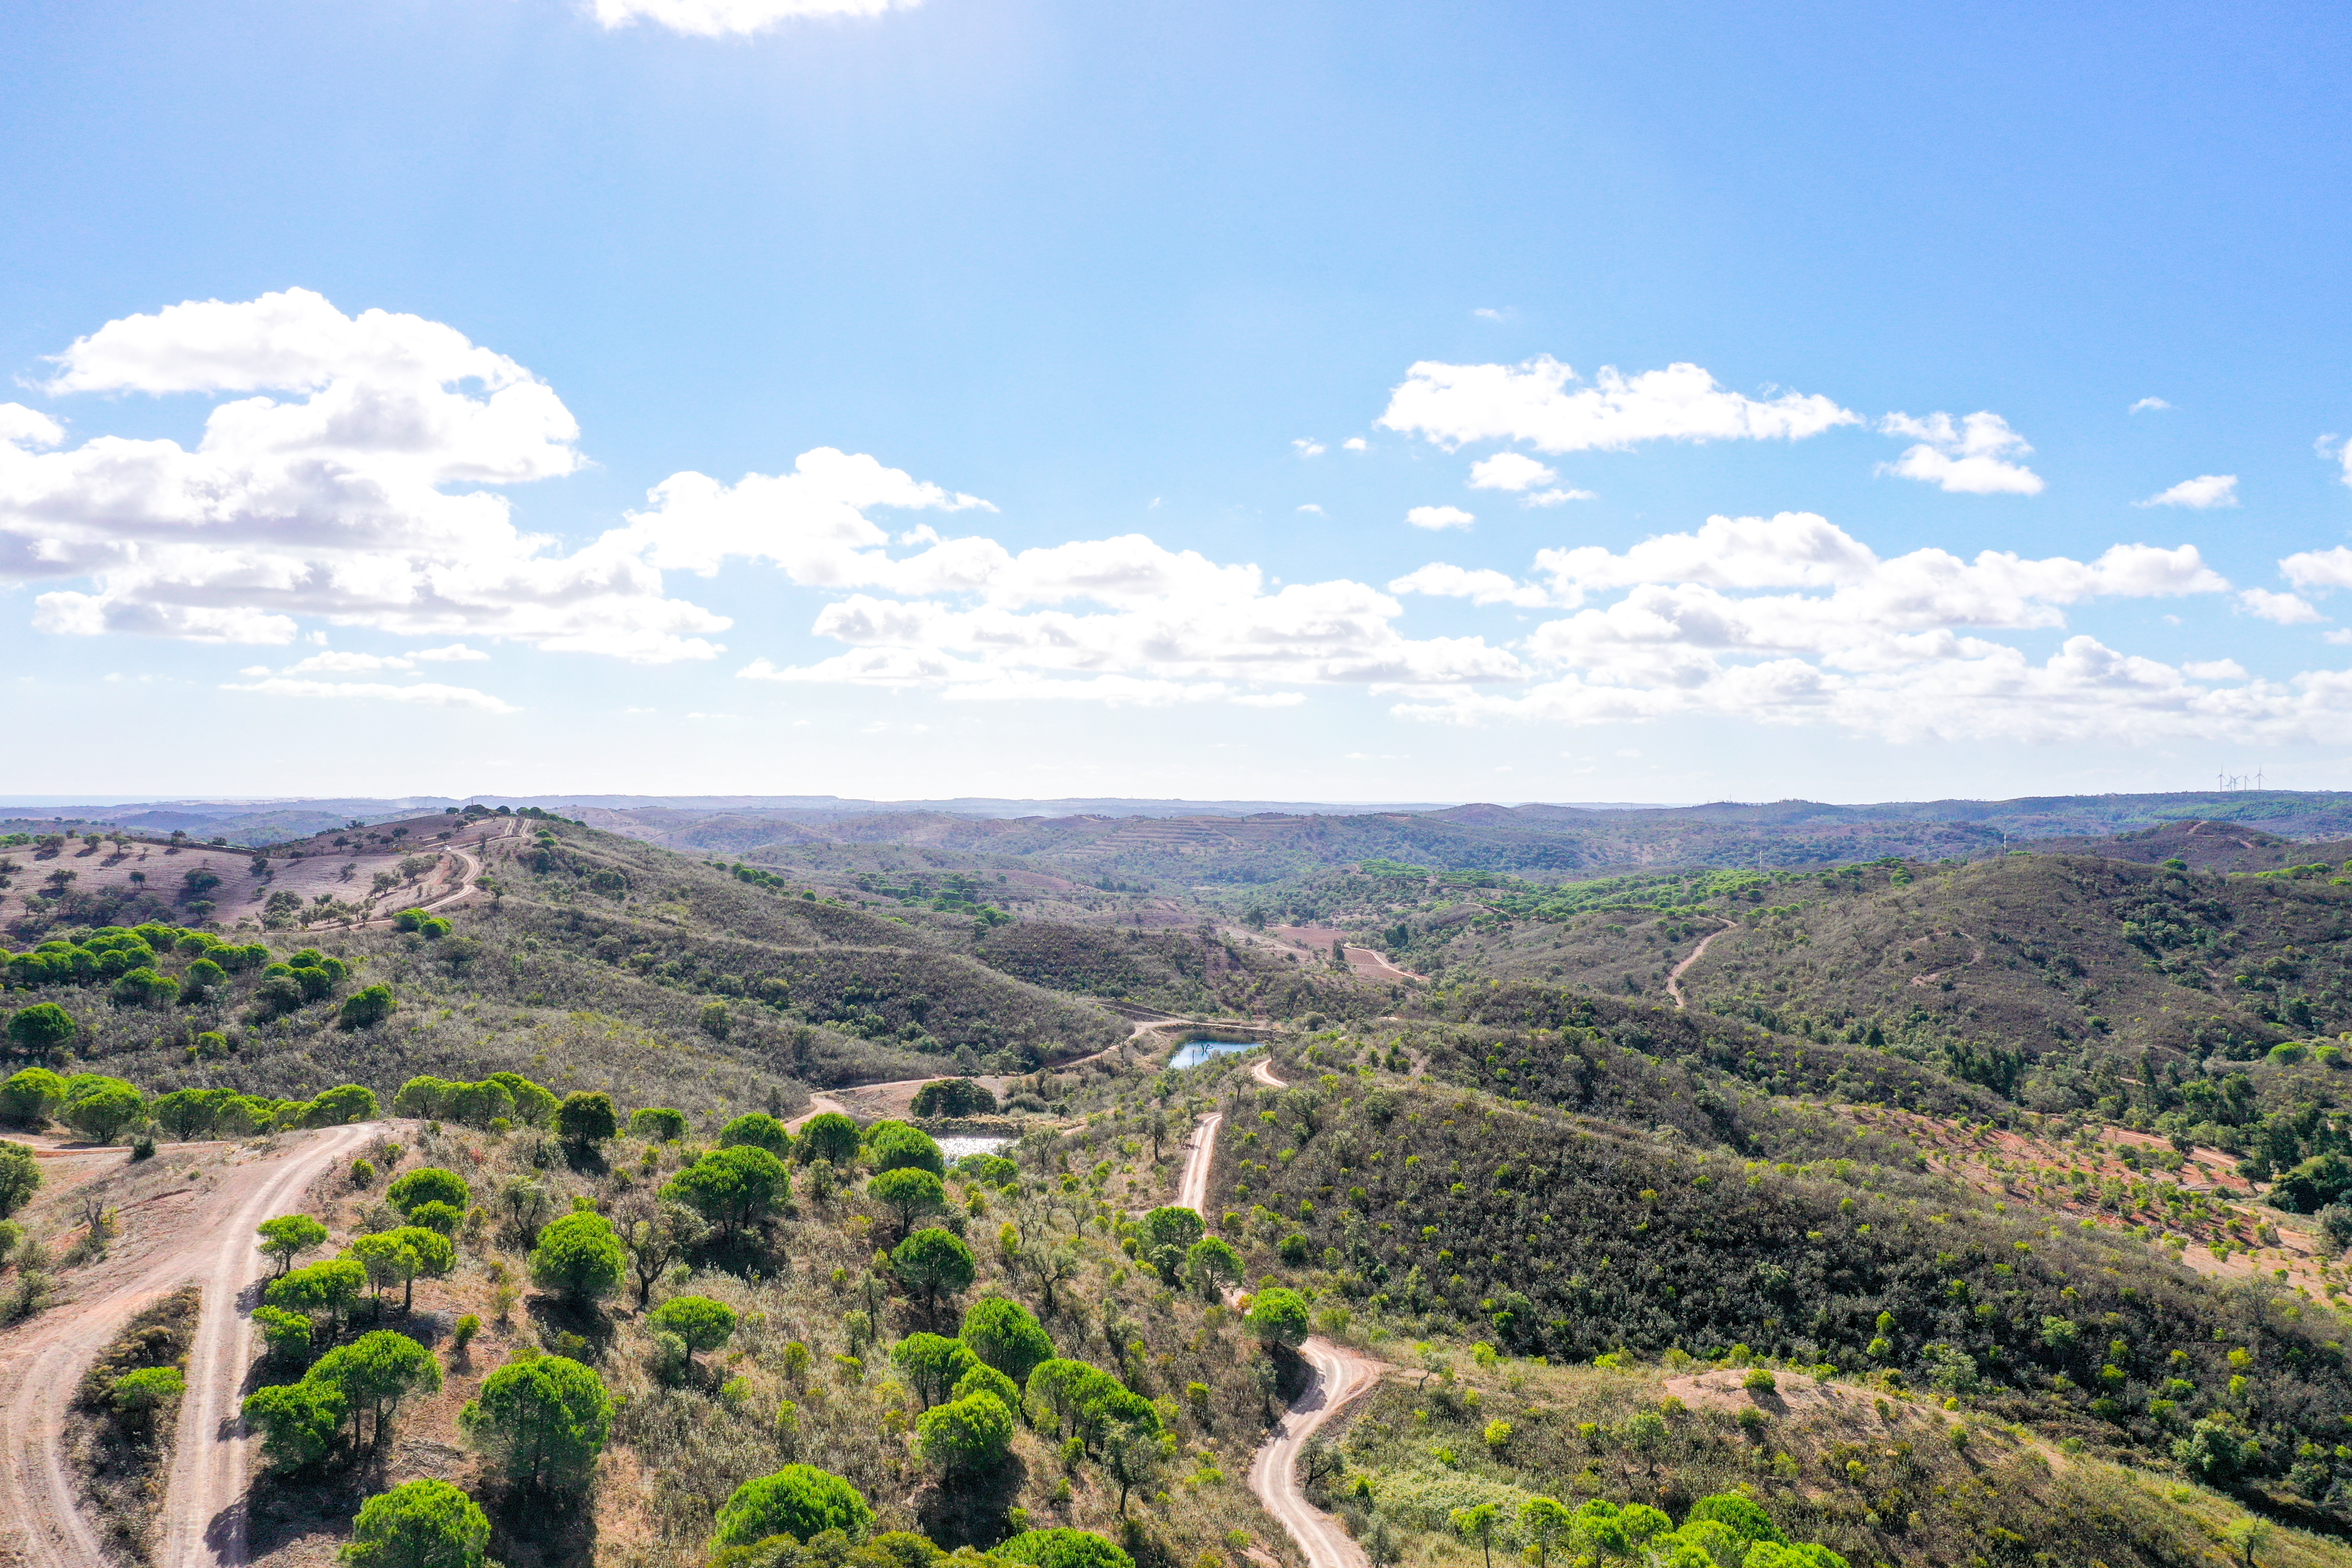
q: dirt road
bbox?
[1664,918,1735,1010]
[1174,1111,1222,1214]
[0,1122,378,1568]
[313,823,515,934]
[1246,1336,1384,1568]
[1181,1054,1384,1568]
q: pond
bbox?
[1168,1038,1263,1070]
[936,1135,1013,1161]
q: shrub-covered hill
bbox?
[1213,1072,2352,1512]
[0,819,1130,1116]
[969,922,1392,1023]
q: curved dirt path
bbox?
[303,824,518,935]
[1665,918,1736,1010]
[160,1120,381,1568]
[1188,1056,1383,1568]
[1909,929,1985,988]
[0,1121,378,1568]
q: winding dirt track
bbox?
[1664,918,1736,1010]
[1188,1059,1383,1568]
[0,1121,378,1568]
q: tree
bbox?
[64,1082,147,1144]
[112,968,180,1008]
[484,1073,557,1127]
[154,1088,224,1141]
[1,1066,67,1123]
[719,1112,793,1157]
[1183,1237,1243,1298]
[796,1112,860,1167]
[389,1167,471,1216]
[0,1140,40,1219]
[267,1257,369,1329]
[1452,1504,1500,1568]
[243,1379,346,1472]
[868,1168,947,1240]
[350,1233,423,1308]
[305,1084,380,1125]
[1101,1409,1171,1514]
[1247,1287,1310,1350]
[341,1479,489,1568]
[385,1226,456,1308]
[7,1003,78,1055]
[620,1200,704,1308]
[959,1297,1056,1385]
[662,1145,789,1239]
[556,1091,619,1149]
[890,1332,978,1408]
[529,1211,626,1305]
[110,1365,185,1422]
[647,1295,738,1375]
[182,957,227,998]
[459,1354,612,1491]
[912,1079,998,1118]
[1519,1499,1574,1568]
[311,1329,443,1449]
[629,1106,689,1142]
[257,1213,331,1276]
[339,985,397,1029]
[916,1390,1015,1475]
[868,1123,945,1177]
[710,1465,875,1549]
[407,1200,463,1237]
[893,1228,977,1326]
[994,1531,1135,1568]
[1138,1206,1204,1279]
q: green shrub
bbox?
[711,1465,874,1549]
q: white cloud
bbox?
[1376,511,2321,745]
[1876,411,2045,495]
[282,650,415,674]
[1473,307,1507,322]
[1524,487,1596,507]
[0,404,64,447]
[414,642,489,662]
[1297,504,1325,515]
[2281,547,2352,592]
[1407,505,1476,531]
[1467,453,1557,492]
[2129,397,2172,414]
[1341,438,1368,453]
[590,0,913,37]
[2136,474,2238,509]
[223,676,516,714]
[2240,588,2325,625]
[1380,357,1859,453]
[1292,438,1326,458]
[2326,435,2352,489]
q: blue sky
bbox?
[4,0,2351,804]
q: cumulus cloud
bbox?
[2239,589,2324,625]
[1406,505,1476,531]
[1292,438,1326,458]
[415,642,489,662]
[2284,547,2352,592]
[2130,397,2172,414]
[0,291,1004,665]
[590,0,913,37]
[1524,487,1596,507]
[2137,474,2238,509]
[1341,437,1368,453]
[223,676,517,714]
[1877,411,2045,495]
[1379,357,1859,453]
[1375,511,2333,745]
[1468,453,1557,492]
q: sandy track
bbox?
[1664,918,1735,1010]
[1175,1112,1222,1215]
[1185,1054,1384,1568]
[311,824,515,934]
[159,1121,380,1568]
[0,1122,378,1568]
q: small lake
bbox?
[1168,1038,1263,1070]
[937,1135,1013,1160]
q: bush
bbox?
[389,1167,472,1216]
[796,1112,860,1166]
[341,1479,490,1568]
[0,1141,39,1219]
[710,1465,875,1549]
[110,1364,185,1417]
[911,1078,998,1118]
[1,1066,67,1123]
[995,1530,1136,1568]
[556,1091,619,1147]
[630,1106,689,1142]
[1247,1287,1310,1350]
[243,1379,346,1472]
[6,1002,78,1054]
[338,985,397,1029]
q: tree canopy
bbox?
[959,1296,1056,1385]
[710,1465,874,1549]
[529,1211,627,1303]
[459,1353,613,1491]
[341,1478,490,1568]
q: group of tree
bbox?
[0,1067,377,1144]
